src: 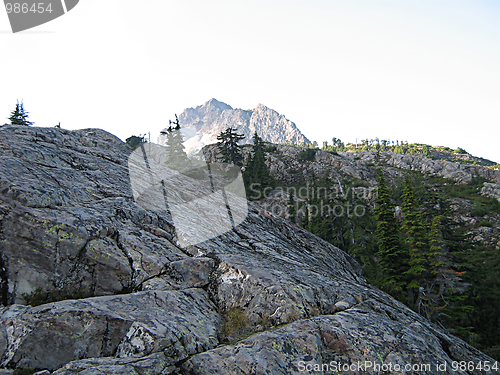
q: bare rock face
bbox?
[158,99,310,153]
[0,125,498,374]
[183,309,485,375]
[381,153,500,184]
[0,289,220,371]
[482,182,500,201]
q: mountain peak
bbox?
[204,98,232,111]
[162,99,310,153]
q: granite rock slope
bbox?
[0,125,497,374]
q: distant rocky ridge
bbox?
[0,125,498,374]
[158,98,310,153]
[203,143,500,188]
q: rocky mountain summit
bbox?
[0,125,498,374]
[158,99,310,153]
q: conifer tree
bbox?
[423,215,470,323]
[300,198,311,231]
[401,177,429,289]
[243,132,275,199]
[374,170,408,293]
[288,191,296,223]
[427,215,447,277]
[161,115,190,173]
[8,100,33,126]
[126,135,146,150]
[216,127,245,166]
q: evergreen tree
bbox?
[126,135,146,150]
[306,173,331,240]
[161,115,190,173]
[216,127,245,166]
[301,200,311,231]
[243,132,275,200]
[8,100,33,126]
[374,170,408,295]
[401,177,429,289]
[423,215,455,318]
[288,191,296,223]
[400,177,435,312]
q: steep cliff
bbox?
[0,125,497,374]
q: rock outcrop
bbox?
[482,182,500,201]
[0,125,498,374]
[205,144,500,191]
[159,99,310,153]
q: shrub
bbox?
[125,135,145,150]
[487,197,500,213]
[14,369,36,375]
[477,220,493,228]
[471,205,487,217]
[454,147,468,154]
[263,144,277,153]
[22,287,92,307]
[352,179,371,188]
[222,308,249,338]
[299,148,317,162]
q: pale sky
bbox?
[1,0,499,163]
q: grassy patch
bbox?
[221,308,249,340]
[22,287,93,307]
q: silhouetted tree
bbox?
[8,100,33,126]
[161,115,190,173]
[216,127,245,166]
[126,135,146,150]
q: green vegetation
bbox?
[275,159,499,358]
[243,132,276,200]
[298,148,317,162]
[160,115,192,173]
[288,191,297,223]
[374,171,407,297]
[440,176,500,215]
[454,147,468,154]
[221,307,250,342]
[125,135,146,150]
[281,135,496,167]
[238,134,499,356]
[477,220,493,228]
[13,369,36,375]
[8,100,34,126]
[22,287,93,307]
[216,127,245,166]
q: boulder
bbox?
[0,289,220,371]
